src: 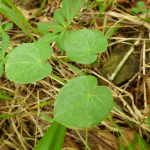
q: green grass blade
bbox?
[51,74,67,84]
[118,134,125,150]
[1,32,10,57]
[108,116,133,150]
[137,134,144,150]
[5,0,38,35]
[34,121,66,150]
[130,133,138,149]
[0,3,36,41]
[138,135,150,149]
[33,100,55,108]
[35,0,47,16]
[62,61,84,75]
[30,110,53,123]
[0,92,20,101]
[0,114,19,118]
[89,0,113,27]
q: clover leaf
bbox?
[5,42,52,84]
[64,29,108,64]
[54,75,113,129]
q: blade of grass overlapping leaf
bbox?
[62,0,72,22]
[5,0,38,35]
[0,60,3,77]
[34,121,66,150]
[140,135,150,149]
[30,110,53,123]
[67,0,84,25]
[54,9,66,28]
[1,32,10,57]
[0,4,36,41]
[38,33,59,44]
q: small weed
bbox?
[131,1,148,14]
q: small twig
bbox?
[108,34,141,81]
[143,41,147,108]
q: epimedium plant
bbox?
[1,0,113,149]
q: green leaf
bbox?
[38,33,59,45]
[147,117,150,128]
[37,22,64,33]
[34,121,66,150]
[1,32,10,57]
[83,2,96,8]
[142,8,148,13]
[0,60,3,77]
[37,22,53,31]
[131,8,140,13]
[62,0,72,22]
[3,22,13,31]
[60,30,72,49]
[68,0,84,25]
[137,1,145,10]
[64,29,108,64]
[54,9,66,27]
[5,42,52,84]
[54,75,113,129]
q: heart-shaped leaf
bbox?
[64,29,108,64]
[5,42,52,84]
[54,75,113,128]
